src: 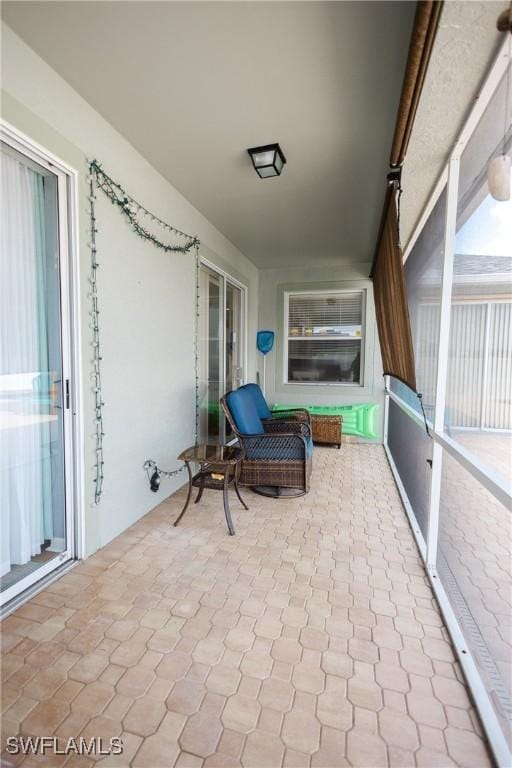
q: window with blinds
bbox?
[286,291,364,384]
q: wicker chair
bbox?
[239,383,311,429]
[221,385,313,498]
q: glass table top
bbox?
[177,443,243,464]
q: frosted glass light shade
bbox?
[247,143,286,178]
[487,154,511,201]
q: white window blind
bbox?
[288,291,363,338]
[286,291,365,384]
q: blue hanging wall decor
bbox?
[257,330,275,396]
[257,330,275,355]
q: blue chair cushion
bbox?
[226,388,265,435]
[241,383,272,419]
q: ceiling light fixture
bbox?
[247,143,286,178]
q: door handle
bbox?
[55,381,70,409]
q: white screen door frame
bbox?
[1,121,83,609]
[199,257,248,444]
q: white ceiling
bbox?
[1,1,415,269]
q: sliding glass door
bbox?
[225,282,243,393]
[198,263,245,444]
[198,266,223,442]
[0,137,75,606]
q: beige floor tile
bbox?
[101,731,144,766]
[192,638,225,667]
[62,756,96,768]
[419,724,447,753]
[271,638,302,665]
[282,708,321,754]
[299,627,328,652]
[0,446,495,768]
[7,637,37,658]
[205,664,241,696]
[110,639,147,668]
[283,748,311,767]
[432,676,472,709]
[387,745,416,767]
[311,726,347,768]
[217,727,245,759]
[24,667,68,700]
[54,709,90,740]
[258,706,283,735]
[4,696,38,725]
[444,726,491,767]
[258,678,294,713]
[68,650,110,684]
[20,700,69,736]
[317,690,353,731]
[399,648,434,678]
[53,679,84,704]
[445,705,474,731]
[123,696,166,736]
[242,730,285,767]
[254,616,283,640]
[378,708,420,751]
[240,649,273,680]
[80,713,122,741]
[416,747,457,767]
[291,658,325,695]
[70,681,115,717]
[222,694,260,734]
[155,651,192,681]
[132,733,180,767]
[347,675,382,711]
[374,662,409,694]
[179,710,223,757]
[103,693,133,721]
[346,727,387,767]
[203,754,241,767]
[167,679,207,715]
[175,751,204,768]
[237,676,261,699]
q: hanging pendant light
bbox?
[488,154,511,200]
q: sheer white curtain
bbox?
[0,150,53,575]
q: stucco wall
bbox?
[1,23,259,557]
[257,262,385,443]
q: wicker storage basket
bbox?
[311,414,343,448]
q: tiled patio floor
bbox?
[1,445,493,767]
[438,445,511,749]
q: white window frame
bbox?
[283,288,367,387]
[383,38,512,768]
[0,120,84,610]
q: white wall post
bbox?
[426,151,459,570]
